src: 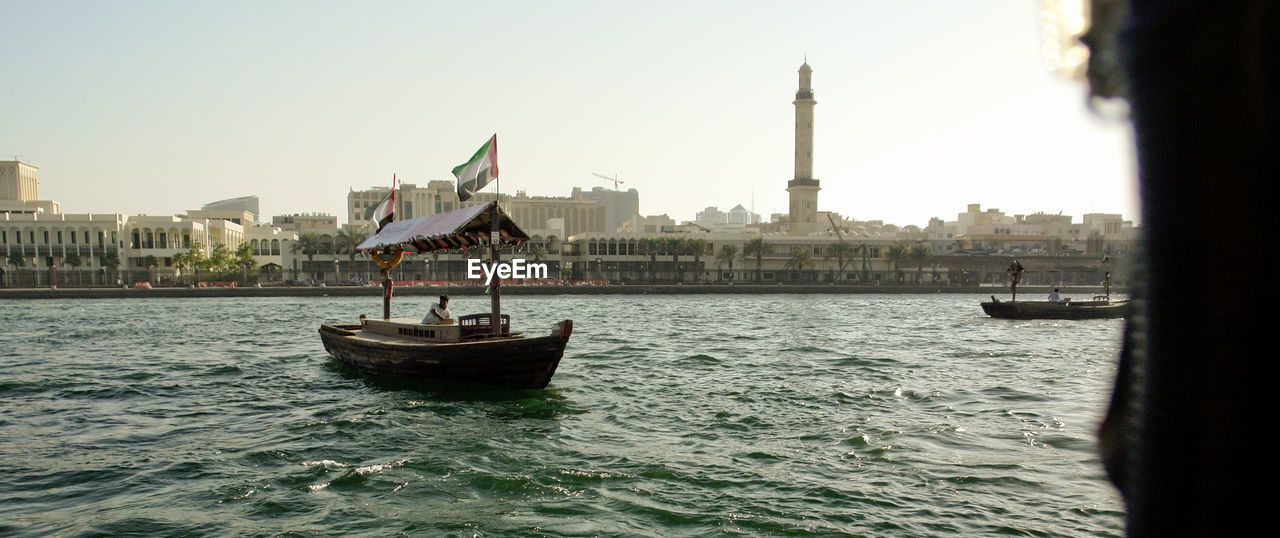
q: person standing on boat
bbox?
[423,295,452,324]
[1008,259,1025,300]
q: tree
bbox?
[638,237,661,283]
[64,251,83,286]
[663,237,686,282]
[235,243,257,285]
[908,244,934,284]
[175,243,206,285]
[100,251,119,286]
[6,251,23,268]
[684,238,709,283]
[742,236,770,283]
[291,232,322,281]
[885,243,911,283]
[715,244,738,282]
[336,228,369,284]
[209,243,233,279]
[825,240,854,282]
[784,247,813,282]
[143,254,159,285]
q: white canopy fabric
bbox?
[355,201,529,254]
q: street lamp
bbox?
[595,257,602,282]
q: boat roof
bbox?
[356,201,529,253]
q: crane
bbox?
[592,172,625,189]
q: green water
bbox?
[0,294,1125,536]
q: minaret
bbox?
[787,61,820,235]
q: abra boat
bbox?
[980,295,1130,320]
[318,201,572,388]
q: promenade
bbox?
[0,283,1122,299]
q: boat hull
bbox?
[981,299,1129,320]
[319,320,572,389]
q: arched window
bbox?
[271,239,280,255]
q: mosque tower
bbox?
[787,61,820,235]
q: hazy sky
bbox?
[1,0,1138,227]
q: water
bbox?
[0,294,1125,536]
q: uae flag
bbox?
[454,134,498,202]
[365,179,396,231]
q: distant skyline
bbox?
[1,1,1138,227]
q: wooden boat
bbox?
[318,201,573,388]
[981,295,1130,319]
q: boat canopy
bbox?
[355,201,529,254]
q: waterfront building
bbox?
[120,214,245,282]
[2,210,125,287]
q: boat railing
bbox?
[459,313,511,338]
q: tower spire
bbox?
[787,59,821,235]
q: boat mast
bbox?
[489,202,502,336]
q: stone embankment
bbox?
[1,284,1123,299]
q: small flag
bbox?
[366,176,396,231]
[454,134,498,202]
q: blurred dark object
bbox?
[1098,0,1274,535]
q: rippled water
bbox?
[0,294,1125,536]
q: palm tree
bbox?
[885,243,911,284]
[336,228,369,284]
[65,251,83,286]
[100,251,119,287]
[143,254,159,285]
[638,237,661,283]
[8,251,24,286]
[742,236,770,283]
[685,238,709,283]
[825,240,854,282]
[784,247,813,282]
[291,232,322,281]
[715,244,738,282]
[235,243,256,285]
[663,237,686,282]
[908,244,933,284]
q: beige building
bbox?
[120,214,246,281]
[0,160,39,202]
[348,180,606,237]
[788,62,821,235]
[2,211,126,286]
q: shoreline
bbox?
[0,284,1125,300]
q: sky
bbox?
[1,0,1139,228]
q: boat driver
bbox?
[423,295,452,324]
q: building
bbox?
[787,62,821,235]
[0,160,39,202]
[201,196,260,220]
[348,181,607,238]
[2,211,126,286]
[572,186,639,232]
[1,161,128,287]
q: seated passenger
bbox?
[422,295,452,324]
[1048,288,1061,302]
